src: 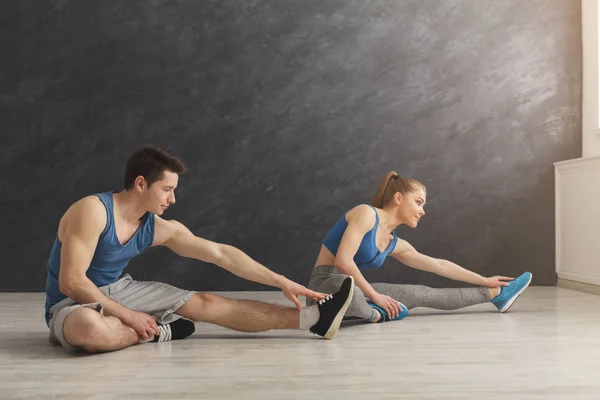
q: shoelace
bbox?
[156,324,172,342]
[318,294,333,305]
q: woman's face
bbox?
[395,188,426,228]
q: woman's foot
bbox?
[367,301,409,322]
[491,272,533,313]
[489,286,501,299]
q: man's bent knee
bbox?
[63,307,108,351]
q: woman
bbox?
[307,171,532,322]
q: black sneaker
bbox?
[153,318,196,342]
[309,276,355,340]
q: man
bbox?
[45,145,354,353]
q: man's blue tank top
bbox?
[323,205,398,271]
[44,192,155,325]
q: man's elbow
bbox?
[59,276,84,298]
[211,244,230,267]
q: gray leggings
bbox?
[307,265,491,322]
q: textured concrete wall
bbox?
[0,0,581,291]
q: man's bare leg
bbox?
[63,307,139,353]
[177,276,355,339]
[176,293,300,331]
[60,276,354,351]
[61,294,315,352]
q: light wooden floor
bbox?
[2,287,600,400]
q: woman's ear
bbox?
[394,192,403,205]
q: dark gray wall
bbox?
[1,0,581,291]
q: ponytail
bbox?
[372,171,398,208]
[372,171,425,208]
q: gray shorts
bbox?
[48,274,196,351]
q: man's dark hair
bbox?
[124,145,187,189]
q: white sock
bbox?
[299,305,320,329]
[369,309,382,323]
[139,335,156,344]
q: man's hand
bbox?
[122,311,160,340]
[279,278,327,310]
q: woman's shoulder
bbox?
[346,204,378,226]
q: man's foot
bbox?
[491,272,533,313]
[309,276,355,340]
[367,301,408,322]
[143,318,196,343]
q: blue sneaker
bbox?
[367,301,409,322]
[491,272,532,313]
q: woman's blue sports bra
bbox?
[322,205,398,271]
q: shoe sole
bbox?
[498,274,532,313]
[323,277,355,340]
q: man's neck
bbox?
[112,191,147,223]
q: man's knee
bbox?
[63,307,108,352]
[192,292,223,310]
[176,292,226,321]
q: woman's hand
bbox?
[484,276,514,287]
[371,293,401,319]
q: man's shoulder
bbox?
[57,195,108,241]
[152,216,189,246]
[154,215,184,233]
[73,195,105,212]
[63,195,107,225]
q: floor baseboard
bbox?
[557,278,600,296]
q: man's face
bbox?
[145,170,179,215]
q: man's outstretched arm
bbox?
[153,217,326,309]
